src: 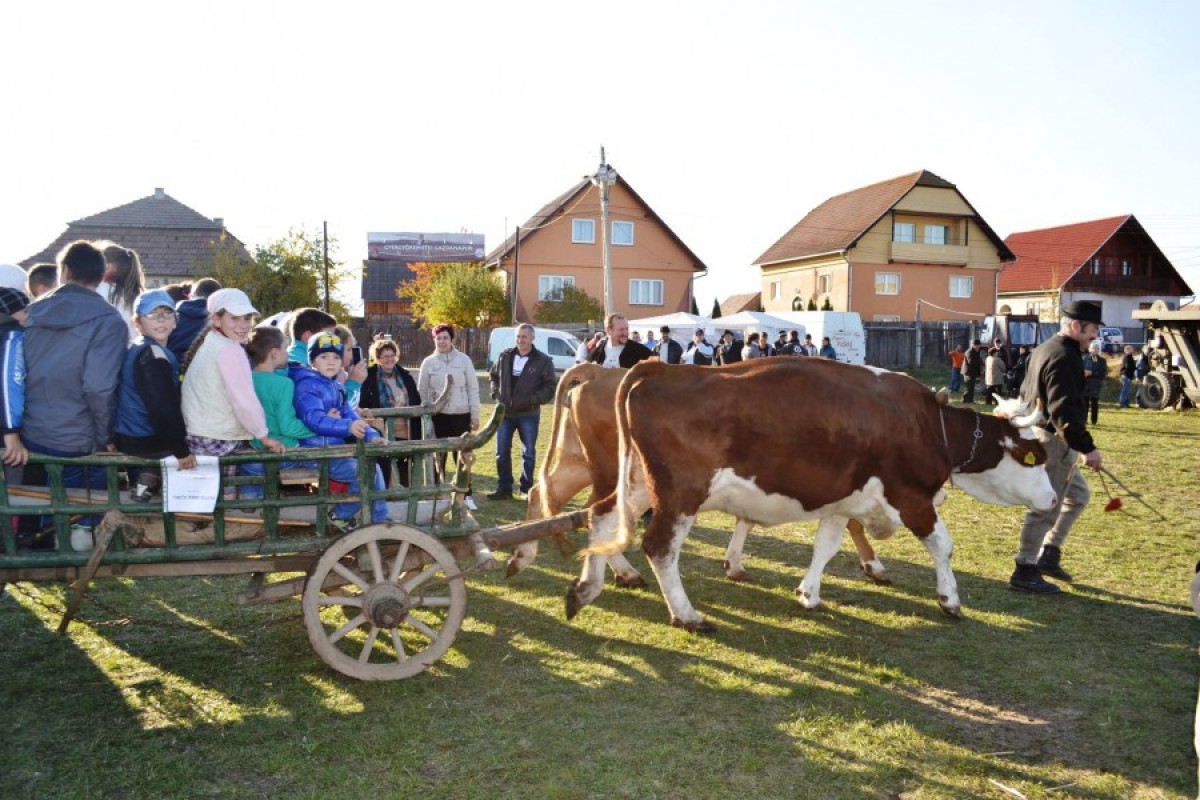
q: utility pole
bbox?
[512,225,520,322]
[322,220,330,312]
[590,147,617,316]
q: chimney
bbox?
[214,217,224,228]
[154,187,165,199]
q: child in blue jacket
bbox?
[0,287,30,471]
[292,332,389,527]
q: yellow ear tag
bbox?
[1024,452,1037,466]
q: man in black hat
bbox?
[654,325,683,364]
[715,330,743,365]
[1010,300,1105,594]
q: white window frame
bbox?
[924,224,948,245]
[572,219,595,244]
[612,220,635,246]
[873,314,901,322]
[893,222,915,243]
[949,275,974,299]
[875,272,900,296]
[629,279,663,306]
[538,275,575,301]
[770,280,781,300]
[818,273,831,295]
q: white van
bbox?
[488,327,582,375]
[767,311,866,364]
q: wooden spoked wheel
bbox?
[303,523,467,681]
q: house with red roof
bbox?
[753,170,1014,321]
[997,215,1192,328]
[485,166,706,322]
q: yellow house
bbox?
[754,170,1014,321]
[486,168,706,323]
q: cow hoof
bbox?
[565,579,586,621]
[938,597,964,620]
[670,617,716,634]
[613,574,648,589]
[860,562,893,586]
[725,570,752,583]
[795,588,824,611]
[504,556,527,579]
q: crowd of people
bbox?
[576,323,838,366]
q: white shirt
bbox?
[512,353,529,376]
[602,343,625,368]
[683,341,713,364]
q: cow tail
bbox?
[535,364,589,519]
[599,370,642,557]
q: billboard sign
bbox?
[367,232,485,262]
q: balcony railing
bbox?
[1067,275,1176,294]
[890,240,969,265]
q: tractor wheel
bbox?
[1138,370,1178,410]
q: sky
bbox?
[4,0,1200,313]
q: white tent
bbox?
[711,310,804,342]
[627,311,711,346]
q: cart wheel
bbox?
[1138,369,1178,410]
[303,523,467,681]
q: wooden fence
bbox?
[864,321,975,370]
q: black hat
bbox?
[723,329,734,338]
[1062,301,1104,325]
[660,325,671,334]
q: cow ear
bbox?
[934,388,950,406]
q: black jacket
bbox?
[588,338,653,368]
[964,346,984,378]
[166,297,210,365]
[1020,334,1095,454]
[715,339,744,365]
[360,363,422,440]
[490,345,557,417]
[654,338,683,364]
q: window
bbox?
[546,337,575,358]
[924,224,948,245]
[818,273,831,295]
[612,220,634,246]
[1026,301,1046,316]
[874,272,900,295]
[538,275,575,301]
[1122,259,1131,276]
[949,275,974,298]
[873,315,901,322]
[770,280,781,300]
[1092,257,1101,275]
[629,279,663,306]
[572,219,595,244]
[893,222,915,243]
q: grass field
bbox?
[2,367,1197,799]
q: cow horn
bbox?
[934,388,950,406]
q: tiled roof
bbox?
[998,215,1131,292]
[753,169,1013,265]
[485,167,706,273]
[361,259,419,302]
[19,189,248,279]
[719,292,761,316]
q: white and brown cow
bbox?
[571,358,1057,631]
[509,363,891,586]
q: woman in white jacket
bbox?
[418,323,481,505]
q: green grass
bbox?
[2,369,1197,798]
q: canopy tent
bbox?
[711,310,805,342]
[626,312,711,345]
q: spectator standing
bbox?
[1009,345,1030,398]
[166,277,221,364]
[98,243,146,342]
[1118,344,1137,408]
[773,331,788,355]
[630,330,643,345]
[984,347,1005,405]
[113,290,196,504]
[683,329,714,365]
[359,336,421,487]
[801,333,818,356]
[962,340,984,403]
[589,314,653,368]
[417,323,481,507]
[818,336,837,360]
[715,330,744,365]
[643,331,656,351]
[576,332,603,364]
[1012,301,1105,594]
[487,323,556,501]
[653,325,683,364]
[947,345,965,393]
[22,242,129,549]
[1081,341,1108,425]
[742,332,767,360]
[25,263,58,299]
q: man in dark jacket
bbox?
[715,329,744,365]
[962,340,984,403]
[22,241,128,543]
[653,325,683,364]
[588,314,653,368]
[166,277,221,363]
[1012,301,1105,595]
[488,323,558,500]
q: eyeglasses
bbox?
[144,310,178,322]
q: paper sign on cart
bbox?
[162,455,221,513]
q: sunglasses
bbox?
[144,310,178,322]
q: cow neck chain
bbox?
[942,407,983,472]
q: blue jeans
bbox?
[1119,376,1133,407]
[495,414,540,494]
[949,367,962,393]
[239,455,389,524]
[21,439,107,528]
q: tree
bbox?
[691,296,700,316]
[533,285,603,324]
[821,296,833,311]
[710,298,721,318]
[807,297,818,311]
[399,261,509,329]
[207,227,353,320]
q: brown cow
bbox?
[571,358,1057,630]
[509,363,891,585]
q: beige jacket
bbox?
[417,348,480,423]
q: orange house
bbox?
[486,169,706,323]
[754,170,1014,321]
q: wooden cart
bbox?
[0,401,585,681]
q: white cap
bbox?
[206,288,258,316]
[0,264,28,291]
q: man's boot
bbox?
[1036,545,1074,582]
[1010,561,1061,594]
